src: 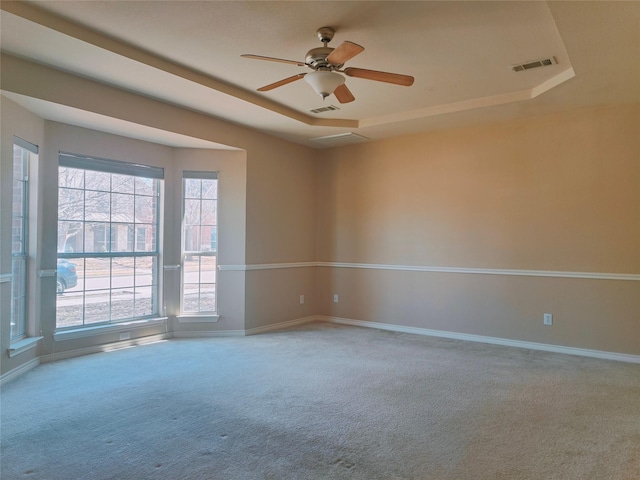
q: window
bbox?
[182,172,218,313]
[10,138,36,340]
[56,153,163,329]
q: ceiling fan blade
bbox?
[334,83,355,104]
[343,67,414,86]
[241,54,306,67]
[326,41,364,65]
[257,74,306,92]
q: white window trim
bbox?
[176,314,220,323]
[8,336,42,358]
[54,317,167,341]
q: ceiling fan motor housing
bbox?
[306,47,342,70]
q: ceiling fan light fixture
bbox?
[304,71,345,99]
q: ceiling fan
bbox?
[242,27,414,103]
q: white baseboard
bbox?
[0,357,40,386]
[40,333,172,363]
[244,316,317,336]
[172,330,245,338]
[319,316,640,364]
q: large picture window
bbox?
[182,171,217,313]
[11,138,37,340]
[56,153,163,329]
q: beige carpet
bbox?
[1,322,639,479]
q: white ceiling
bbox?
[1,1,639,149]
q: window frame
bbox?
[56,152,164,330]
[180,171,218,315]
[10,137,37,341]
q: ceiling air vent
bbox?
[309,105,340,114]
[310,132,369,147]
[511,57,557,72]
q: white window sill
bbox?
[8,336,43,358]
[176,314,220,323]
[54,317,167,341]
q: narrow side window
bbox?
[181,171,218,314]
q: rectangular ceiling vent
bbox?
[310,132,369,148]
[511,57,557,72]
[309,105,340,114]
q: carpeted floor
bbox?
[1,322,639,479]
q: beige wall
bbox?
[316,104,640,354]
[245,267,316,331]
[244,141,317,330]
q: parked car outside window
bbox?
[56,259,78,294]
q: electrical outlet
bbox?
[119,332,131,340]
[299,295,305,304]
[333,294,339,303]
[543,313,553,326]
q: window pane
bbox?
[85,191,110,222]
[184,178,201,199]
[135,226,146,251]
[135,196,155,223]
[111,193,135,223]
[10,257,26,338]
[111,174,134,193]
[134,225,156,252]
[184,199,201,225]
[135,286,153,317]
[58,222,84,253]
[84,290,111,324]
[85,223,111,253]
[135,176,155,196]
[85,170,111,191]
[182,284,200,313]
[199,226,216,252]
[11,218,23,253]
[199,284,216,312]
[112,257,135,288]
[13,153,24,179]
[56,301,84,329]
[111,224,135,252]
[200,256,217,283]
[201,199,217,225]
[184,226,201,252]
[183,256,200,284]
[84,257,111,291]
[201,179,217,199]
[134,256,156,287]
[58,188,84,220]
[111,292,135,320]
[59,167,84,189]
[12,181,24,215]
